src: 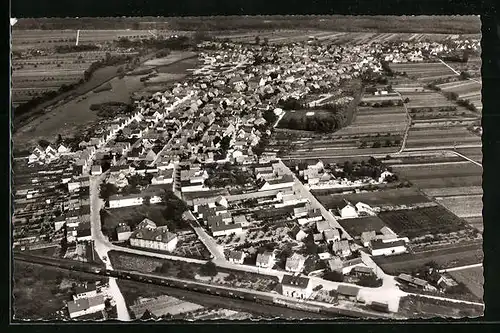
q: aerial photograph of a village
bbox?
[11,15,484,321]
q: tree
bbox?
[143,195,151,206]
[220,136,231,152]
[372,141,382,148]
[263,37,269,45]
[37,139,51,148]
[199,261,218,277]
[263,109,278,125]
[255,36,261,45]
[357,274,383,288]
[99,183,118,200]
[323,271,344,282]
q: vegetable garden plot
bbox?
[378,206,470,238]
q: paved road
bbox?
[185,210,226,261]
[277,159,353,241]
[108,277,131,321]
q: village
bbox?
[13,31,483,320]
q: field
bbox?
[377,206,470,238]
[313,187,431,210]
[398,294,483,318]
[337,216,387,238]
[13,260,108,320]
[448,266,484,300]
[435,195,483,219]
[334,106,407,136]
[391,160,482,189]
[456,147,483,163]
[464,217,483,232]
[374,242,483,274]
[404,126,481,149]
[389,62,457,82]
[437,79,482,111]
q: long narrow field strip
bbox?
[435,195,483,219]
[464,216,483,232]
[313,187,431,210]
[374,243,483,274]
[422,186,483,197]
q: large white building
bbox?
[281,275,312,299]
[67,295,105,319]
[369,239,407,257]
[130,227,178,252]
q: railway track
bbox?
[15,252,385,319]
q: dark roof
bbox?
[337,285,360,297]
[398,273,428,287]
[130,228,177,244]
[75,282,96,295]
[370,239,406,250]
[281,274,310,289]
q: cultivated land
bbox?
[12,16,483,321]
[313,187,431,210]
[448,266,484,300]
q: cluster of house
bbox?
[280,274,364,304]
[115,218,178,252]
[380,38,478,63]
[296,160,395,191]
[66,282,107,319]
[12,157,92,249]
[28,143,72,165]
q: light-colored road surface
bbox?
[276,159,353,241]
[395,91,412,154]
[405,292,484,307]
[89,172,130,321]
[438,263,483,273]
[108,277,131,321]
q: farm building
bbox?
[73,282,98,300]
[341,257,367,275]
[116,223,132,241]
[281,274,312,299]
[324,228,341,244]
[257,175,295,191]
[361,231,377,247]
[369,239,407,257]
[338,200,358,218]
[337,285,360,301]
[67,295,106,319]
[351,265,374,277]
[437,275,459,291]
[397,273,434,291]
[91,165,102,175]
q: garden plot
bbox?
[421,186,483,197]
[337,216,387,238]
[377,206,471,239]
[435,195,483,219]
[313,187,431,210]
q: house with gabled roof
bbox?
[281,275,312,299]
[256,251,275,269]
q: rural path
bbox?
[437,58,482,85]
[405,292,485,308]
[185,210,226,261]
[438,263,483,273]
[395,91,412,154]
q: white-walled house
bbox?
[338,200,359,218]
[109,194,144,208]
[369,239,407,256]
[281,275,312,299]
[67,295,105,319]
[129,227,178,252]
